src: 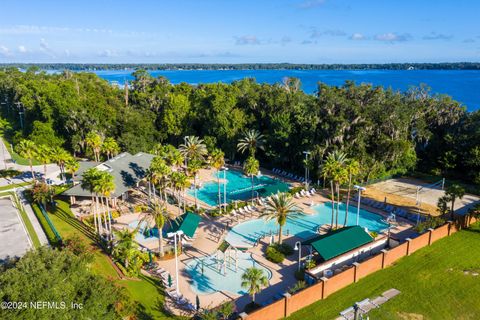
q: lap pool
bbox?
[225,202,389,248]
[188,169,290,206]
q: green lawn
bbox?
[287,226,480,320]
[45,198,180,319]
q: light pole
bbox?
[303,151,311,190]
[15,102,25,130]
[222,167,228,210]
[354,185,366,226]
[294,241,302,271]
[167,230,184,296]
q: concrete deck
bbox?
[0,196,32,262]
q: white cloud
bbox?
[234,35,260,45]
[350,33,366,40]
[18,45,27,53]
[97,49,118,57]
[40,38,49,51]
[0,45,12,57]
[423,32,453,40]
[374,32,412,43]
[310,28,346,38]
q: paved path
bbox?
[17,188,49,246]
[0,197,32,262]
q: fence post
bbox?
[405,238,412,256]
[427,228,434,245]
[320,277,328,299]
[381,249,388,268]
[353,262,360,282]
[447,221,453,235]
[283,292,291,317]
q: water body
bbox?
[91,69,480,111]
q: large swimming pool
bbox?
[225,202,389,248]
[185,251,272,295]
[188,169,290,206]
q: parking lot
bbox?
[0,197,32,262]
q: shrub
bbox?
[369,231,378,238]
[305,259,316,270]
[414,216,446,233]
[265,245,285,263]
[294,268,305,281]
[288,280,307,294]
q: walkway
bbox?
[17,188,49,246]
[0,196,32,262]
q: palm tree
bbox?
[210,149,225,210]
[16,139,37,181]
[150,156,171,202]
[140,202,174,257]
[101,137,120,160]
[241,267,268,305]
[237,129,265,157]
[322,151,347,229]
[187,159,202,209]
[85,131,103,162]
[97,171,115,239]
[82,168,103,234]
[112,228,138,269]
[170,171,190,215]
[243,156,259,203]
[261,192,299,244]
[65,158,80,182]
[344,159,360,227]
[50,146,70,181]
[179,136,207,166]
[445,184,465,220]
[36,144,51,181]
[165,147,184,169]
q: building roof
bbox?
[165,212,201,238]
[302,226,373,261]
[63,152,155,198]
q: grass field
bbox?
[0,181,31,191]
[44,198,181,319]
[287,225,480,320]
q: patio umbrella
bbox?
[168,274,173,288]
[196,295,200,311]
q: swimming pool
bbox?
[185,251,272,295]
[188,169,290,206]
[128,220,160,243]
[225,202,389,247]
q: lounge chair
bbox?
[339,306,355,320]
[357,298,375,313]
[294,192,300,199]
[311,188,317,193]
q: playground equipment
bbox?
[215,245,239,276]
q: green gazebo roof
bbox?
[166,212,201,238]
[303,226,373,261]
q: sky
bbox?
[0,0,479,64]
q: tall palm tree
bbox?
[445,184,465,220]
[150,156,171,202]
[322,151,347,229]
[165,147,184,169]
[101,137,120,160]
[210,149,225,210]
[344,159,360,227]
[140,202,174,257]
[112,228,138,269]
[16,139,37,181]
[85,131,103,162]
[241,267,268,305]
[237,129,265,157]
[187,159,202,209]
[179,135,207,167]
[97,171,115,239]
[82,168,103,234]
[243,156,259,203]
[36,144,51,181]
[261,192,299,244]
[170,171,190,215]
[47,146,68,181]
[65,158,80,182]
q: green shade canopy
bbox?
[166,212,201,238]
[302,226,373,261]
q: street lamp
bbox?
[294,241,302,271]
[302,151,311,190]
[222,167,228,210]
[353,185,366,226]
[167,230,184,296]
[15,102,25,130]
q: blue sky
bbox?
[0,0,479,63]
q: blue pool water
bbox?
[185,251,272,295]
[225,202,389,248]
[188,170,290,206]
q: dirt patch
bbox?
[397,312,425,320]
